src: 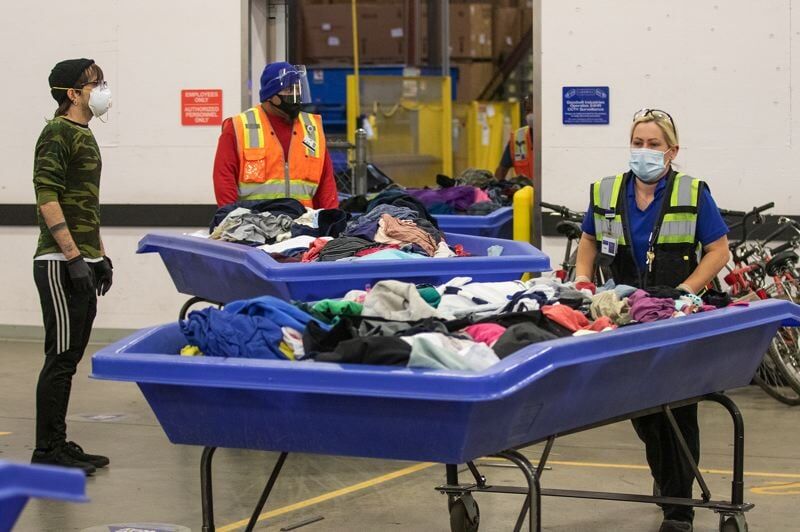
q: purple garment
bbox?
[406,186,478,212]
[628,289,675,323]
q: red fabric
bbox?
[212,111,339,209]
[301,238,331,262]
[453,244,471,257]
[586,316,615,332]
[542,305,616,333]
[542,305,590,332]
[575,281,597,294]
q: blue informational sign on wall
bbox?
[562,86,610,125]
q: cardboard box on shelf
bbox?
[301,4,353,61]
[493,6,520,62]
[359,4,405,63]
[454,60,494,103]
[450,4,493,59]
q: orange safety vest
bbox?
[509,125,533,179]
[231,106,326,207]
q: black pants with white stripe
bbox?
[33,260,97,450]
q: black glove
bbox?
[95,256,114,296]
[66,256,95,294]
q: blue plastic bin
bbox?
[91,300,800,464]
[137,231,550,303]
[0,461,87,531]
[435,207,514,239]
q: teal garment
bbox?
[353,249,426,261]
[416,285,441,308]
[312,299,364,321]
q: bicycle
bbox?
[541,201,612,284]
[720,204,800,405]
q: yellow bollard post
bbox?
[513,186,534,281]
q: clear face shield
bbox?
[277,65,311,105]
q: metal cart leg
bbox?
[662,404,712,502]
[245,452,289,532]
[494,450,541,532]
[201,446,217,532]
[705,393,745,506]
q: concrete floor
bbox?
[1,339,799,532]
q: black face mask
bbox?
[275,95,302,118]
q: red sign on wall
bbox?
[181,89,222,126]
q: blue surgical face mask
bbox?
[629,148,669,183]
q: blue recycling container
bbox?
[137,231,550,303]
[0,461,87,532]
[91,300,800,464]
[434,207,514,239]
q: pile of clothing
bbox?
[340,169,533,217]
[207,194,472,263]
[209,198,349,247]
[180,278,743,371]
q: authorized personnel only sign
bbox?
[181,89,222,126]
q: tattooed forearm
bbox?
[48,222,68,234]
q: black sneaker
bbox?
[32,446,96,476]
[64,441,110,468]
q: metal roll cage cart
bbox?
[198,393,750,532]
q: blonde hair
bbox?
[630,113,679,148]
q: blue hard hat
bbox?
[259,62,300,102]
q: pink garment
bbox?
[375,214,438,256]
[628,289,676,323]
[464,323,507,347]
[473,188,491,203]
[301,238,330,262]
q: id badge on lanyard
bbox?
[601,209,618,258]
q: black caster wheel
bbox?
[719,514,748,532]
[449,494,480,532]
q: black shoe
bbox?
[64,441,110,468]
[659,520,693,532]
[32,446,96,476]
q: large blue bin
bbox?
[137,231,550,303]
[0,461,87,532]
[91,300,800,464]
[435,207,514,239]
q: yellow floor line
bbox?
[219,457,800,530]
[482,457,800,479]
[0,432,11,436]
[217,462,435,532]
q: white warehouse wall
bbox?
[1,1,799,331]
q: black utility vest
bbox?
[591,171,704,289]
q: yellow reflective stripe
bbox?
[656,234,696,244]
[254,109,265,148]
[662,212,696,223]
[690,177,699,206]
[608,174,624,210]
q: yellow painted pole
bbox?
[350,0,360,145]
[441,76,453,177]
[513,186,535,281]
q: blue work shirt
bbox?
[581,172,729,272]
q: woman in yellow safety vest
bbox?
[574,109,730,532]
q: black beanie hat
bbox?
[49,58,95,104]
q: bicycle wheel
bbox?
[753,347,800,405]
[768,326,800,394]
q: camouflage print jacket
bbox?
[33,117,102,259]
